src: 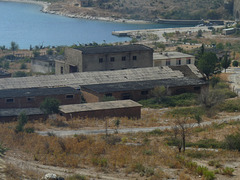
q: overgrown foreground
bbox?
[1,118,240,179]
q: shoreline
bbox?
[0,0,152,24]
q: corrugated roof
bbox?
[0,87,79,98]
[0,66,188,90]
[77,44,153,54]
[60,100,142,113]
[81,78,207,93]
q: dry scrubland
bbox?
[1,105,240,179]
[45,0,231,21]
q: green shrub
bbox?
[203,170,216,180]
[148,129,164,136]
[197,165,208,175]
[222,167,234,176]
[167,106,205,117]
[25,127,35,134]
[67,174,87,180]
[92,158,108,167]
[143,150,153,156]
[218,100,240,112]
[224,132,240,151]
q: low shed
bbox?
[0,108,44,122]
[60,100,142,120]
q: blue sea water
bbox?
[0,1,185,49]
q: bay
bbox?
[0,1,186,49]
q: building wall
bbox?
[0,114,45,123]
[82,90,100,103]
[82,84,207,103]
[31,59,55,74]
[0,94,81,109]
[61,106,141,120]
[82,50,153,71]
[65,48,83,72]
[58,47,153,74]
[154,57,195,67]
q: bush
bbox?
[232,60,238,67]
[13,71,27,77]
[224,132,240,151]
[25,127,35,134]
[218,99,240,112]
[67,174,87,180]
[15,112,28,133]
[221,167,234,176]
[20,63,27,69]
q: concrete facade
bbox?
[153,52,195,67]
[0,87,81,109]
[55,44,153,74]
[31,55,65,74]
[60,100,142,119]
[81,77,208,103]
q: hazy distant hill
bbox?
[43,0,233,21]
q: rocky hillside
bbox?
[44,0,233,21]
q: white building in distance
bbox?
[153,52,195,67]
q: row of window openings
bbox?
[166,59,191,66]
[5,95,74,103]
[105,91,149,98]
[99,56,137,63]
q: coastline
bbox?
[0,0,152,24]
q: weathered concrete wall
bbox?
[62,106,141,120]
[0,94,81,109]
[82,50,153,72]
[31,60,55,74]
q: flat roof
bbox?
[60,100,142,113]
[153,52,194,60]
[76,44,153,54]
[82,77,207,93]
[0,87,79,98]
[0,108,43,117]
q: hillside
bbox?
[43,0,233,21]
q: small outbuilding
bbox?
[0,108,44,122]
[59,100,142,120]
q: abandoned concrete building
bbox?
[60,100,142,120]
[0,65,207,121]
[153,52,195,67]
[31,55,65,74]
[0,65,206,103]
[55,44,153,74]
[0,87,81,109]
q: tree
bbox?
[196,30,202,38]
[15,111,28,133]
[10,41,19,56]
[47,49,54,55]
[40,98,60,116]
[197,52,219,80]
[232,60,239,67]
[151,86,166,103]
[114,119,120,133]
[221,53,231,73]
[33,50,40,57]
[174,117,193,152]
